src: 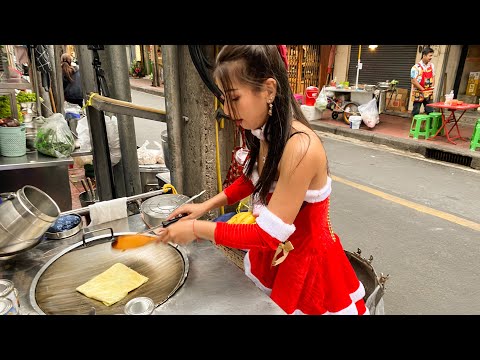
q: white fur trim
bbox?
[243,251,272,296]
[291,281,367,315]
[235,148,249,165]
[256,207,296,242]
[251,124,265,140]
[304,176,332,203]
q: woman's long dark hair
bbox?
[213,45,314,204]
[61,53,75,83]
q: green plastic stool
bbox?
[428,112,445,136]
[470,119,480,151]
[410,114,431,139]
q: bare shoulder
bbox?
[280,121,326,170]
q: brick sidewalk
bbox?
[313,109,476,153]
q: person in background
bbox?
[155,45,369,315]
[61,53,83,107]
[410,46,435,117]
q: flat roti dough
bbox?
[76,263,149,306]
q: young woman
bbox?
[155,45,368,315]
[61,53,84,107]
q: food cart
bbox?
[324,83,389,124]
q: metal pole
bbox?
[355,45,362,90]
[27,45,42,116]
[46,46,59,113]
[53,45,65,115]
[104,45,142,197]
[162,45,184,194]
[76,45,115,201]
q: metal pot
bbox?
[345,249,389,315]
[377,81,390,90]
[139,164,169,193]
[0,185,61,257]
[140,193,190,228]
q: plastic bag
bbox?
[35,113,75,158]
[358,98,379,128]
[105,115,121,166]
[137,140,164,165]
[76,114,122,166]
[314,86,328,111]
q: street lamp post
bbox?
[355,45,378,90]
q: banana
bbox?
[227,211,256,224]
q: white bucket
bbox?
[349,115,362,130]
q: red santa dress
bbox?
[215,166,368,315]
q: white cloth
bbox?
[251,124,265,140]
[88,197,128,226]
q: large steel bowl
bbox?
[0,185,60,257]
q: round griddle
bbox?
[29,232,189,315]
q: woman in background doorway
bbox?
[61,53,83,107]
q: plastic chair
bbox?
[428,112,445,136]
[470,119,480,151]
[409,114,431,140]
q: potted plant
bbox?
[130,60,144,78]
[0,95,23,122]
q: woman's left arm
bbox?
[156,133,322,247]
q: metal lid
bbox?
[0,297,14,315]
[0,279,14,297]
[141,194,189,220]
[124,297,155,315]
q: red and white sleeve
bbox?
[214,206,296,250]
[223,173,255,205]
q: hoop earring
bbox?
[268,102,273,116]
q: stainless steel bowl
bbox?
[26,134,36,151]
[44,214,83,240]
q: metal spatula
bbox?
[111,189,206,250]
[111,214,186,250]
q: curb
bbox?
[310,121,480,170]
[130,85,164,97]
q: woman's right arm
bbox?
[166,173,255,220]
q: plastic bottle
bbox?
[445,90,454,105]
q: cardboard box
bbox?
[386,91,407,111]
[458,94,479,104]
[466,80,480,96]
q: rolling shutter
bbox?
[347,45,418,90]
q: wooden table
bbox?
[426,102,480,144]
